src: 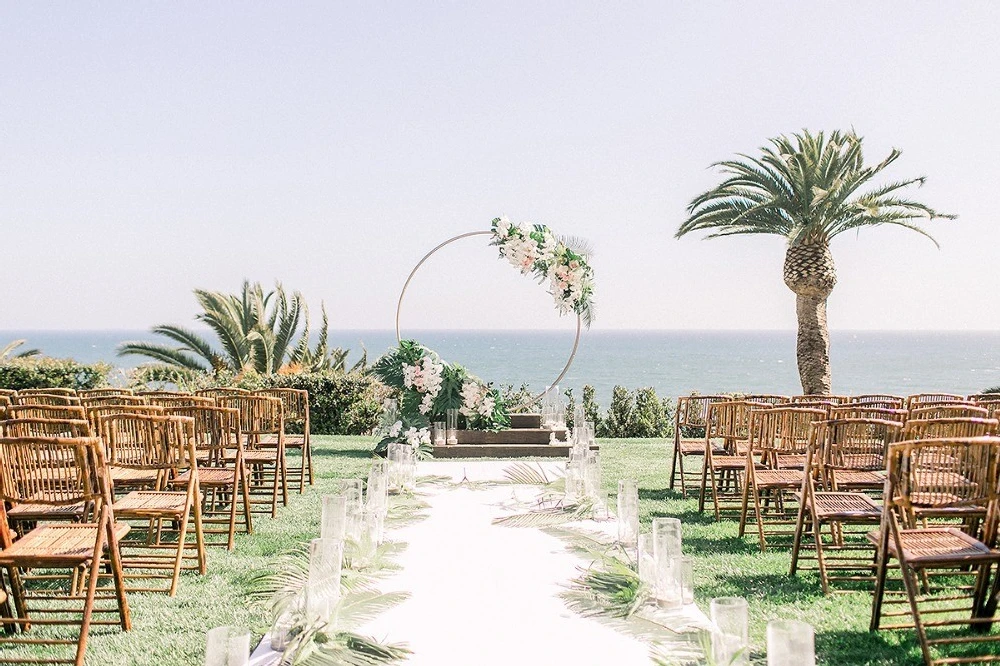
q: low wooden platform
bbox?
[432,413,579,458]
[432,443,574,458]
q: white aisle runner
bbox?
[253,461,698,666]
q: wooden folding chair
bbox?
[905,393,969,411]
[164,405,252,549]
[0,436,130,666]
[12,394,80,407]
[80,395,147,410]
[5,405,86,422]
[16,389,77,397]
[78,389,134,399]
[831,404,908,423]
[669,395,728,496]
[218,395,287,518]
[851,394,906,409]
[142,394,214,409]
[904,417,999,440]
[257,388,312,492]
[699,400,758,519]
[103,414,205,596]
[870,437,1000,665]
[790,418,903,593]
[195,388,250,400]
[739,406,829,550]
[909,404,990,421]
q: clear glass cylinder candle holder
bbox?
[565,460,582,501]
[617,479,639,547]
[680,556,695,605]
[269,612,295,652]
[767,619,814,666]
[446,408,459,445]
[638,533,655,589]
[205,626,250,666]
[367,461,389,511]
[652,517,682,561]
[387,441,405,490]
[711,597,749,666]
[433,421,446,446]
[583,455,601,501]
[306,538,343,623]
[321,494,347,541]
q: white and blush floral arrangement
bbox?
[491,216,595,325]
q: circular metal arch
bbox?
[394,230,582,410]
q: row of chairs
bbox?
[0,386,314,494]
[0,386,312,665]
[667,393,1000,665]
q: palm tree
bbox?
[677,130,954,394]
[119,281,356,375]
[0,339,41,360]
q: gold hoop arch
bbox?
[394,230,582,411]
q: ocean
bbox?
[3,329,999,405]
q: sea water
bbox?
[3,329,1000,405]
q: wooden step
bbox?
[510,413,543,429]
[432,443,572,458]
[455,428,567,445]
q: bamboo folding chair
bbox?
[86,405,165,496]
[669,395,729,496]
[103,414,205,596]
[0,420,94,525]
[790,395,850,405]
[851,395,906,409]
[909,404,990,421]
[12,394,80,408]
[195,388,250,400]
[0,436,130,666]
[869,437,1000,665]
[164,405,251,549]
[78,389,134,399]
[831,404,908,423]
[256,388,312,492]
[142,394,214,409]
[903,417,1000,440]
[699,401,759,519]
[973,398,1000,422]
[739,406,829,551]
[16,389,77,397]
[218,395,287,518]
[905,393,969,411]
[5,405,86,422]
[80,395,147,410]
[790,418,903,593]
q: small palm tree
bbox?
[119,281,354,375]
[0,339,41,360]
[677,130,954,394]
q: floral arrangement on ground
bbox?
[370,340,510,455]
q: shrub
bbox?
[564,388,577,429]
[500,383,535,413]
[601,385,634,437]
[582,385,602,431]
[129,367,387,436]
[0,357,111,391]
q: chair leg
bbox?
[192,483,207,575]
[75,516,109,666]
[669,438,680,490]
[789,498,808,577]
[105,518,131,631]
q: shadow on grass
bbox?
[700,572,824,605]
[648,507,720,526]
[639,487,686,502]
[816,628,922,665]
[313,447,374,459]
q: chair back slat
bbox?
[742,394,790,406]
[909,404,989,421]
[163,405,242,467]
[256,388,309,423]
[218,395,283,438]
[79,388,135,398]
[143,394,215,409]
[1,418,92,438]
[905,393,968,411]
[6,404,87,421]
[101,413,196,470]
[17,388,78,397]
[13,393,81,407]
[81,395,147,409]
[790,395,849,405]
[850,394,905,409]
[195,387,251,400]
[831,405,909,422]
[888,437,1000,518]
[813,417,904,474]
[86,404,165,439]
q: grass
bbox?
[6,435,997,664]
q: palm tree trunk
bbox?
[795,293,832,394]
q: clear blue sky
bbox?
[2,2,997,332]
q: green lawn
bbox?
[6,435,993,664]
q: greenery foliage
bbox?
[0,357,110,391]
[119,280,361,376]
[573,385,674,438]
[1,339,41,360]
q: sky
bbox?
[2,2,998,333]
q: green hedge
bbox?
[130,368,388,436]
[566,385,675,438]
[0,358,111,391]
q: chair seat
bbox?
[831,470,885,488]
[240,450,280,464]
[110,466,159,485]
[0,523,130,566]
[114,491,189,518]
[679,440,720,455]
[753,469,804,487]
[258,433,305,449]
[776,454,807,469]
[175,468,234,486]
[8,499,86,521]
[810,492,881,520]
[867,527,1000,565]
[709,455,748,469]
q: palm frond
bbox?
[0,339,41,359]
[502,462,562,486]
[336,590,410,631]
[117,342,210,371]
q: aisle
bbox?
[360,461,651,665]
